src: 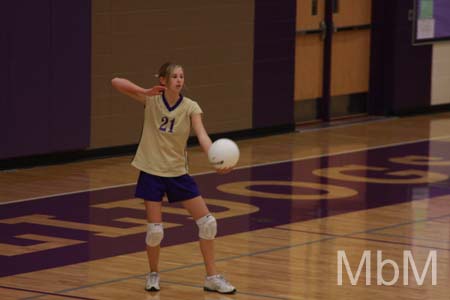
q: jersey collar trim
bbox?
[162,93,184,112]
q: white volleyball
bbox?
[208,138,240,169]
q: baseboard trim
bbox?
[391,103,450,116]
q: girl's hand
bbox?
[216,167,233,174]
[143,86,166,96]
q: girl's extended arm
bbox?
[191,113,232,173]
[111,77,165,105]
[191,113,212,154]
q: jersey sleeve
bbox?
[189,101,203,115]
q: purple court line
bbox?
[274,228,450,252]
[3,133,450,205]
[0,285,98,300]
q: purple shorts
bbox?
[135,171,201,203]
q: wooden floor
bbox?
[1,112,450,300]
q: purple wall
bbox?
[49,1,91,151]
[369,0,432,115]
[3,0,52,158]
[0,0,90,160]
[252,0,296,129]
[0,2,11,158]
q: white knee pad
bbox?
[196,214,217,240]
[146,223,164,247]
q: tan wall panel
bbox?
[192,76,253,134]
[92,14,111,34]
[431,42,450,105]
[92,35,112,56]
[91,0,254,149]
[92,0,111,13]
[90,115,144,148]
[295,35,324,100]
[91,78,112,118]
[333,0,372,27]
[331,30,371,96]
[297,0,325,31]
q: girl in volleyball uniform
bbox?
[111,62,236,295]
[132,93,202,178]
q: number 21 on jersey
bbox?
[159,116,175,133]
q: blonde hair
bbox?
[157,62,183,83]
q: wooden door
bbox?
[295,0,326,122]
[294,0,372,123]
[330,0,372,118]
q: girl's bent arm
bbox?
[111,77,165,105]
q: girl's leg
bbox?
[181,196,217,276]
[144,201,163,272]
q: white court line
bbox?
[2,134,450,206]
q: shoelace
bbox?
[214,275,231,286]
[148,273,159,285]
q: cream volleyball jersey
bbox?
[131,94,202,177]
